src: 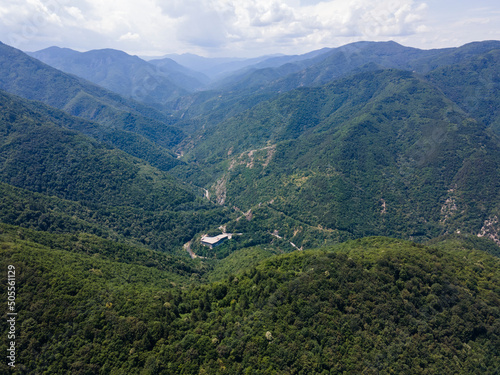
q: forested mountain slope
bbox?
[0,42,202,177]
[212,41,500,100]
[28,47,206,103]
[183,69,500,246]
[1,231,499,374]
[0,38,500,374]
[0,42,183,149]
[0,90,189,209]
[426,48,500,135]
[0,90,229,252]
[2,39,499,251]
[166,41,500,137]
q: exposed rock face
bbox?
[228,145,276,171]
[215,176,227,205]
[478,216,500,245]
[440,189,458,223]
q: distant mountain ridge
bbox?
[27,46,208,104]
[0,41,194,174]
[152,53,279,80]
[166,41,500,130]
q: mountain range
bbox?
[0,39,499,373]
[28,47,209,103]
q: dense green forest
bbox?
[1,40,500,373]
[0,42,185,153]
[183,69,500,247]
[1,228,499,374]
[0,89,231,253]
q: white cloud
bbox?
[119,32,140,42]
[80,0,427,54]
[0,0,497,56]
[0,0,73,47]
[400,1,500,49]
[248,2,296,27]
[301,0,427,39]
[175,5,229,48]
[64,6,85,22]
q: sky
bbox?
[1,0,499,58]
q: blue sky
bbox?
[0,0,499,57]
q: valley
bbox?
[0,39,499,373]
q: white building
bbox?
[200,233,232,249]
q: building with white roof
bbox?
[200,233,232,249]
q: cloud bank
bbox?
[0,0,497,56]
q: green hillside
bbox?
[0,90,190,210]
[0,181,230,253]
[0,39,500,374]
[166,41,500,141]
[0,90,229,252]
[0,42,184,149]
[1,230,499,374]
[178,69,500,248]
[28,47,200,104]
[426,48,500,135]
